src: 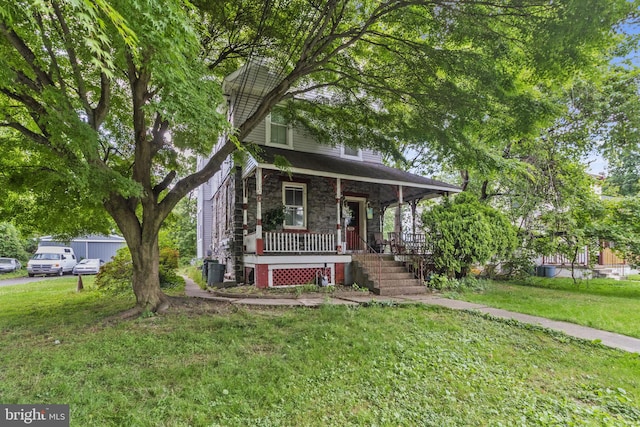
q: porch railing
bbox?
[542,246,589,266]
[264,231,335,253]
[387,232,431,255]
[355,236,382,289]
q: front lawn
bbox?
[1,279,640,426]
[455,277,640,338]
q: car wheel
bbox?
[58,269,64,276]
[28,273,34,277]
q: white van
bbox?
[27,246,77,277]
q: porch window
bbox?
[282,183,306,229]
[266,108,293,148]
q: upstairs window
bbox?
[282,183,306,229]
[341,145,362,160]
[266,108,293,148]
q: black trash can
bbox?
[207,261,225,286]
[201,259,209,281]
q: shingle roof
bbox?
[253,146,460,205]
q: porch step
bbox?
[593,268,622,280]
[377,285,428,296]
[352,255,427,296]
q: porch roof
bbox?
[250,146,461,205]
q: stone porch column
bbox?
[336,178,342,254]
[395,185,404,237]
[234,167,244,282]
[256,168,264,255]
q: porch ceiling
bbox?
[251,146,461,206]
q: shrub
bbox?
[95,247,133,295]
[160,247,179,270]
[0,222,30,263]
[422,192,518,279]
[96,246,183,294]
[427,273,487,292]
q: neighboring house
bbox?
[39,235,126,261]
[197,62,460,289]
[537,174,629,279]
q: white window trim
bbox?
[265,113,294,149]
[282,182,307,230]
[340,145,363,160]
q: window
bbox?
[282,183,306,229]
[341,145,362,159]
[266,108,293,148]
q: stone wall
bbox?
[245,171,384,238]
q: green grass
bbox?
[1,279,640,426]
[0,268,27,280]
[455,277,640,338]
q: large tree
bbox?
[0,0,635,313]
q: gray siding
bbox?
[39,236,126,261]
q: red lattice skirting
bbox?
[272,267,332,287]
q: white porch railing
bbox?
[542,246,589,266]
[264,231,335,253]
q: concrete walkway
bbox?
[184,279,640,353]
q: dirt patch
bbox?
[209,284,371,299]
[101,296,237,324]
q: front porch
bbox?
[236,146,459,288]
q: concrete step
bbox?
[374,285,427,296]
[361,269,415,279]
[372,278,422,288]
[352,255,427,295]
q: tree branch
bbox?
[153,170,177,196]
[92,72,111,128]
[0,22,54,88]
[51,1,92,118]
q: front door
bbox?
[346,200,362,251]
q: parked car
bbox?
[72,258,105,275]
[27,246,77,276]
[0,257,22,273]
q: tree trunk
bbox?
[460,170,469,191]
[129,236,169,313]
[105,195,170,314]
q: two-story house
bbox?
[197,62,460,290]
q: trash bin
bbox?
[207,261,225,286]
[544,265,556,278]
[201,259,209,281]
[536,265,546,277]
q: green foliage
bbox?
[0,222,30,262]
[597,67,640,196]
[163,196,197,264]
[262,205,286,231]
[427,274,487,292]
[96,246,183,294]
[159,247,179,270]
[95,247,134,295]
[595,197,640,268]
[422,192,518,278]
